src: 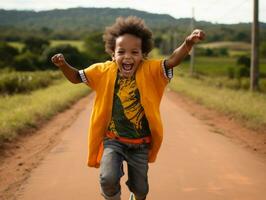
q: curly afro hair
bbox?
[103,16,153,57]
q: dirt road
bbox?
[14,91,266,200]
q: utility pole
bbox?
[250,0,259,91]
[190,7,195,76]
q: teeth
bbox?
[122,64,133,71]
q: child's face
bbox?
[113,34,143,78]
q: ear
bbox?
[112,53,115,61]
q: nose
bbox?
[124,52,131,59]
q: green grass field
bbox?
[178,56,266,77]
[169,72,266,130]
[198,41,251,57]
[50,40,85,51]
[8,41,24,51]
[8,40,85,52]
[5,40,266,133]
[0,70,63,94]
[180,57,236,76]
[0,80,90,144]
[199,41,250,51]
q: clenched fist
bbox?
[51,53,66,68]
[186,29,205,46]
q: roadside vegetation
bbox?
[0,80,90,145]
[148,39,266,131]
[0,71,63,95]
[176,56,266,91]
[0,34,105,145]
[1,14,266,145]
[169,71,266,130]
[167,41,266,130]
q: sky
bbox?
[1,0,266,24]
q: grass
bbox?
[180,56,236,76]
[0,80,90,144]
[8,41,24,51]
[169,71,266,130]
[228,50,249,57]
[50,40,85,51]
[179,56,266,76]
[149,48,164,59]
[8,40,85,52]
[198,41,251,51]
[0,71,63,94]
[196,76,266,92]
[198,41,251,58]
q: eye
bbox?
[132,51,139,54]
[117,50,124,54]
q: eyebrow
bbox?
[116,48,140,51]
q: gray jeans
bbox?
[99,138,149,200]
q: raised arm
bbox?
[51,53,82,84]
[164,29,205,69]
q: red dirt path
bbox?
[0,90,266,200]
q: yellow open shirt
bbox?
[84,59,169,168]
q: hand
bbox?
[51,53,66,68]
[186,29,205,46]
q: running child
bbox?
[51,16,205,200]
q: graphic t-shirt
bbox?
[107,73,151,139]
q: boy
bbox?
[51,16,204,200]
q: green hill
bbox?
[0,7,265,42]
[0,7,181,30]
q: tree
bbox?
[237,55,251,68]
[13,51,40,71]
[23,37,50,54]
[234,31,249,42]
[154,35,163,49]
[84,32,110,63]
[236,55,250,78]
[260,41,266,56]
[219,48,229,56]
[41,45,88,70]
[0,42,19,67]
[205,48,214,56]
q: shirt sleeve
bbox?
[78,63,104,90]
[161,59,173,80]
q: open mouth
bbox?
[122,63,134,72]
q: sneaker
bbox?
[129,192,136,200]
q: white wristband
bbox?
[162,60,173,79]
[79,70,88,84]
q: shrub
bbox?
[84,32,110,63]
[260,41,266,56]
[0,71,62,95]
[219,48,229,56]
[236,55,250,78]
[236,66,250,78]
[237,55,251,68]
[0,42,19,67]
[227,66,235,79]
[13,51,40,71]
[23,36,50,54]
[41,45,88,70]
[196,47,229,57]
[205,48,214,56]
